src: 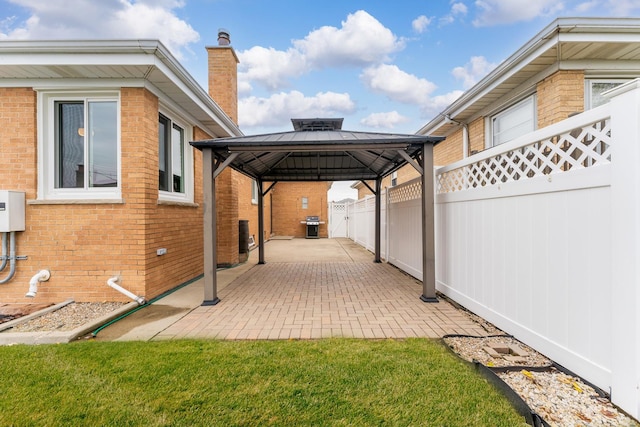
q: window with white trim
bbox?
[39,91,121,200]
[251,180,259,204]
[158,112,194,202]
[301,197,308,209]
[586,79,628,109]
[391,171,398,186]
[489,95,536,147]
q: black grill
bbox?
[304,216,320,238]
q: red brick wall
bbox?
[207,46,238,124]
[237,176,272,250]
[271,182,330,238]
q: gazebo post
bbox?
[202,148,220,305]
[258,178,265,264]
[420,142,438,303]
[374,177,382,263]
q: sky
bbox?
[1,0,638,200]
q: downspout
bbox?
[107,276,146,305]
[0,231,16,284]
[444,114,470,158]
[25,270,51,297]
[462,123,470,158]
[0,232,7,272]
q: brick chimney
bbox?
[206,28,239,125]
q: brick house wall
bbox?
[271,182,330,238]
[206,40,267,266]
[434,131,463,166]
[0,87,215,303]
[419,69,586,177]
[536,70,585,128]
[468,117,485,155]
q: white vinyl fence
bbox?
[346,80,640,419]
[328,201,348,238]
[346,194,386,259]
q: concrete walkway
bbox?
[96,238,486,341]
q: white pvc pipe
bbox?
[25,269,51,297]
[107,277,146,305]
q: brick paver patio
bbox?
[154,259,486,340]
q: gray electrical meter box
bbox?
[0,191,26,232]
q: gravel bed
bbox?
[443,335,552,367]
[498,369,639,427]
[4,302,126,332]
[442,330,639,426]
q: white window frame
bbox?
[158,107,194,204]
[585,79,629,109]
[38,90,121,201]
[391,171,398,186]
[487,94,537,148]
[251,180,259,204]
[301,197,308,209]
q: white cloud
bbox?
[605,0,640,14]
[451,2,469,15]
[412,15,432,33]
[452,56,497,89]
[238,10,404,92]
[575,0,600,12]
[360,111,410,129]
[473,0,564,26]
[238,90,356,129]
[294,10,404,67]
[428,91,465,115]
[238,46,307,91]
[361,64,437,105]
[439,1,468,26]
[360,64,463,118]
[0,0,198,58]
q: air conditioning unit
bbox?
[0,191,26,232]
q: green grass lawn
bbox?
[0,338,527,426]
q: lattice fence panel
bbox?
[437,118,611,194]
[388,179,422,204]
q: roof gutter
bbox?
[0,39,242,138]
[146,41,243,138]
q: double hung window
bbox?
[158,112,193,202]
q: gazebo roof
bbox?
[190,120,444,182]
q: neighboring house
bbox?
[418,17,640,166]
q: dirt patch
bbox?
[0,303,54,324]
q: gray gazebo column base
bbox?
[421,142,438,303]
[202,148,220,306]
